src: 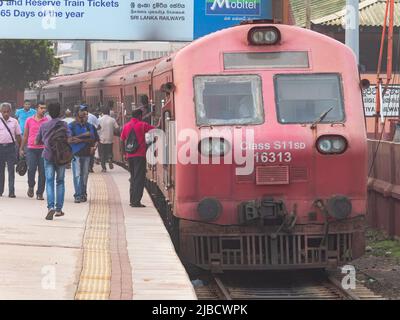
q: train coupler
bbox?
[238,198,296,230]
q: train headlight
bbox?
[197,198,222,222]
[327,195,352,219]
[248,27,281,45]
[316,136,347,154]
[199,138,230,157]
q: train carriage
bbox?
[31,21,368,271]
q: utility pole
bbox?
[345,0,359,63]
[305,0,311,29]
[375,0,395,138]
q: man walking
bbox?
[120,109,155,207]
[87,106,99,173]
[0,103,22,198]
[15,100,36,135]
[63,109,75,125]
[36,103,71,220]
[20,102,48,200]
[69,106,99,203]
[98,107,119,172]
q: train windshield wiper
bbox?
[310,107,334,129]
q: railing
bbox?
[367,139,400,238]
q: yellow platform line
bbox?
[75,175,111,300]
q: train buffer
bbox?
[0,166,197,300]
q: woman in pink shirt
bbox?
[20,102,49,200]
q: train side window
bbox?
[154,90,166,126]
[100,90,104,105]
[134,87,137,106]
[274,74,345,124]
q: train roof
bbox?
[41,22,354,93]
[102,59,160,86]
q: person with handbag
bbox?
[0,103,22,198]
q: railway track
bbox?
[194,270,384,300]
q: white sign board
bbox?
[363,86,400,117]
[0,0,272,41]
[0,0,194,41]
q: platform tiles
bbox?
[109,166,197,300]
[0,165,196,300]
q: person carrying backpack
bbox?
[69,105,99,204]
[36,103,73,220]
[120,109,155,208]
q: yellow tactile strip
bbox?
[75,175,111,300]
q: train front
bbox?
[173,23,367,271]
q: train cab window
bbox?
[194,75,264,126]
[274,74,345,124]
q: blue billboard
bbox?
[194,0,272,39]
[0,0,273,41]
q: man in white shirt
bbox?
[98,107,119,172]
[63,109,75,125]
[80,105,99,172]
[0,103,22,198]
[88,112,99,128]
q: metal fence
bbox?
[367,139,400,238]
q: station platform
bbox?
[0,165,197,300]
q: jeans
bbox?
[72,155,90,199]
[99,143,113,170]
[26,148,45,195]
[44,159,66,211]
[128,157,146,205]
[89,155,94,170]
[0,143,16,196]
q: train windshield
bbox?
[275,74,345,124]
[194,75,264,126]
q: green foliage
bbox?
[372,241,400,258]
[366,229,400,258]
[0,40,60,90]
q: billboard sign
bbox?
[194,0,271,39]
[363,86,400,117]
[0,0,272,41]
[205,0,262,16]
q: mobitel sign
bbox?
[206,0,261,16]
[0,0,272,41]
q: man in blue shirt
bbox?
[15,100,36,135]
[69,105,99,203]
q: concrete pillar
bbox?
[345,0,360,63]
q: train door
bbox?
[134,86,138,109]
[100,89,104,106]
[120,87,124,104]
[58,92,63,106]
[163,110,176,192]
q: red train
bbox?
[27,22,368,271]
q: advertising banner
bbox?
[0,0,272,41]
